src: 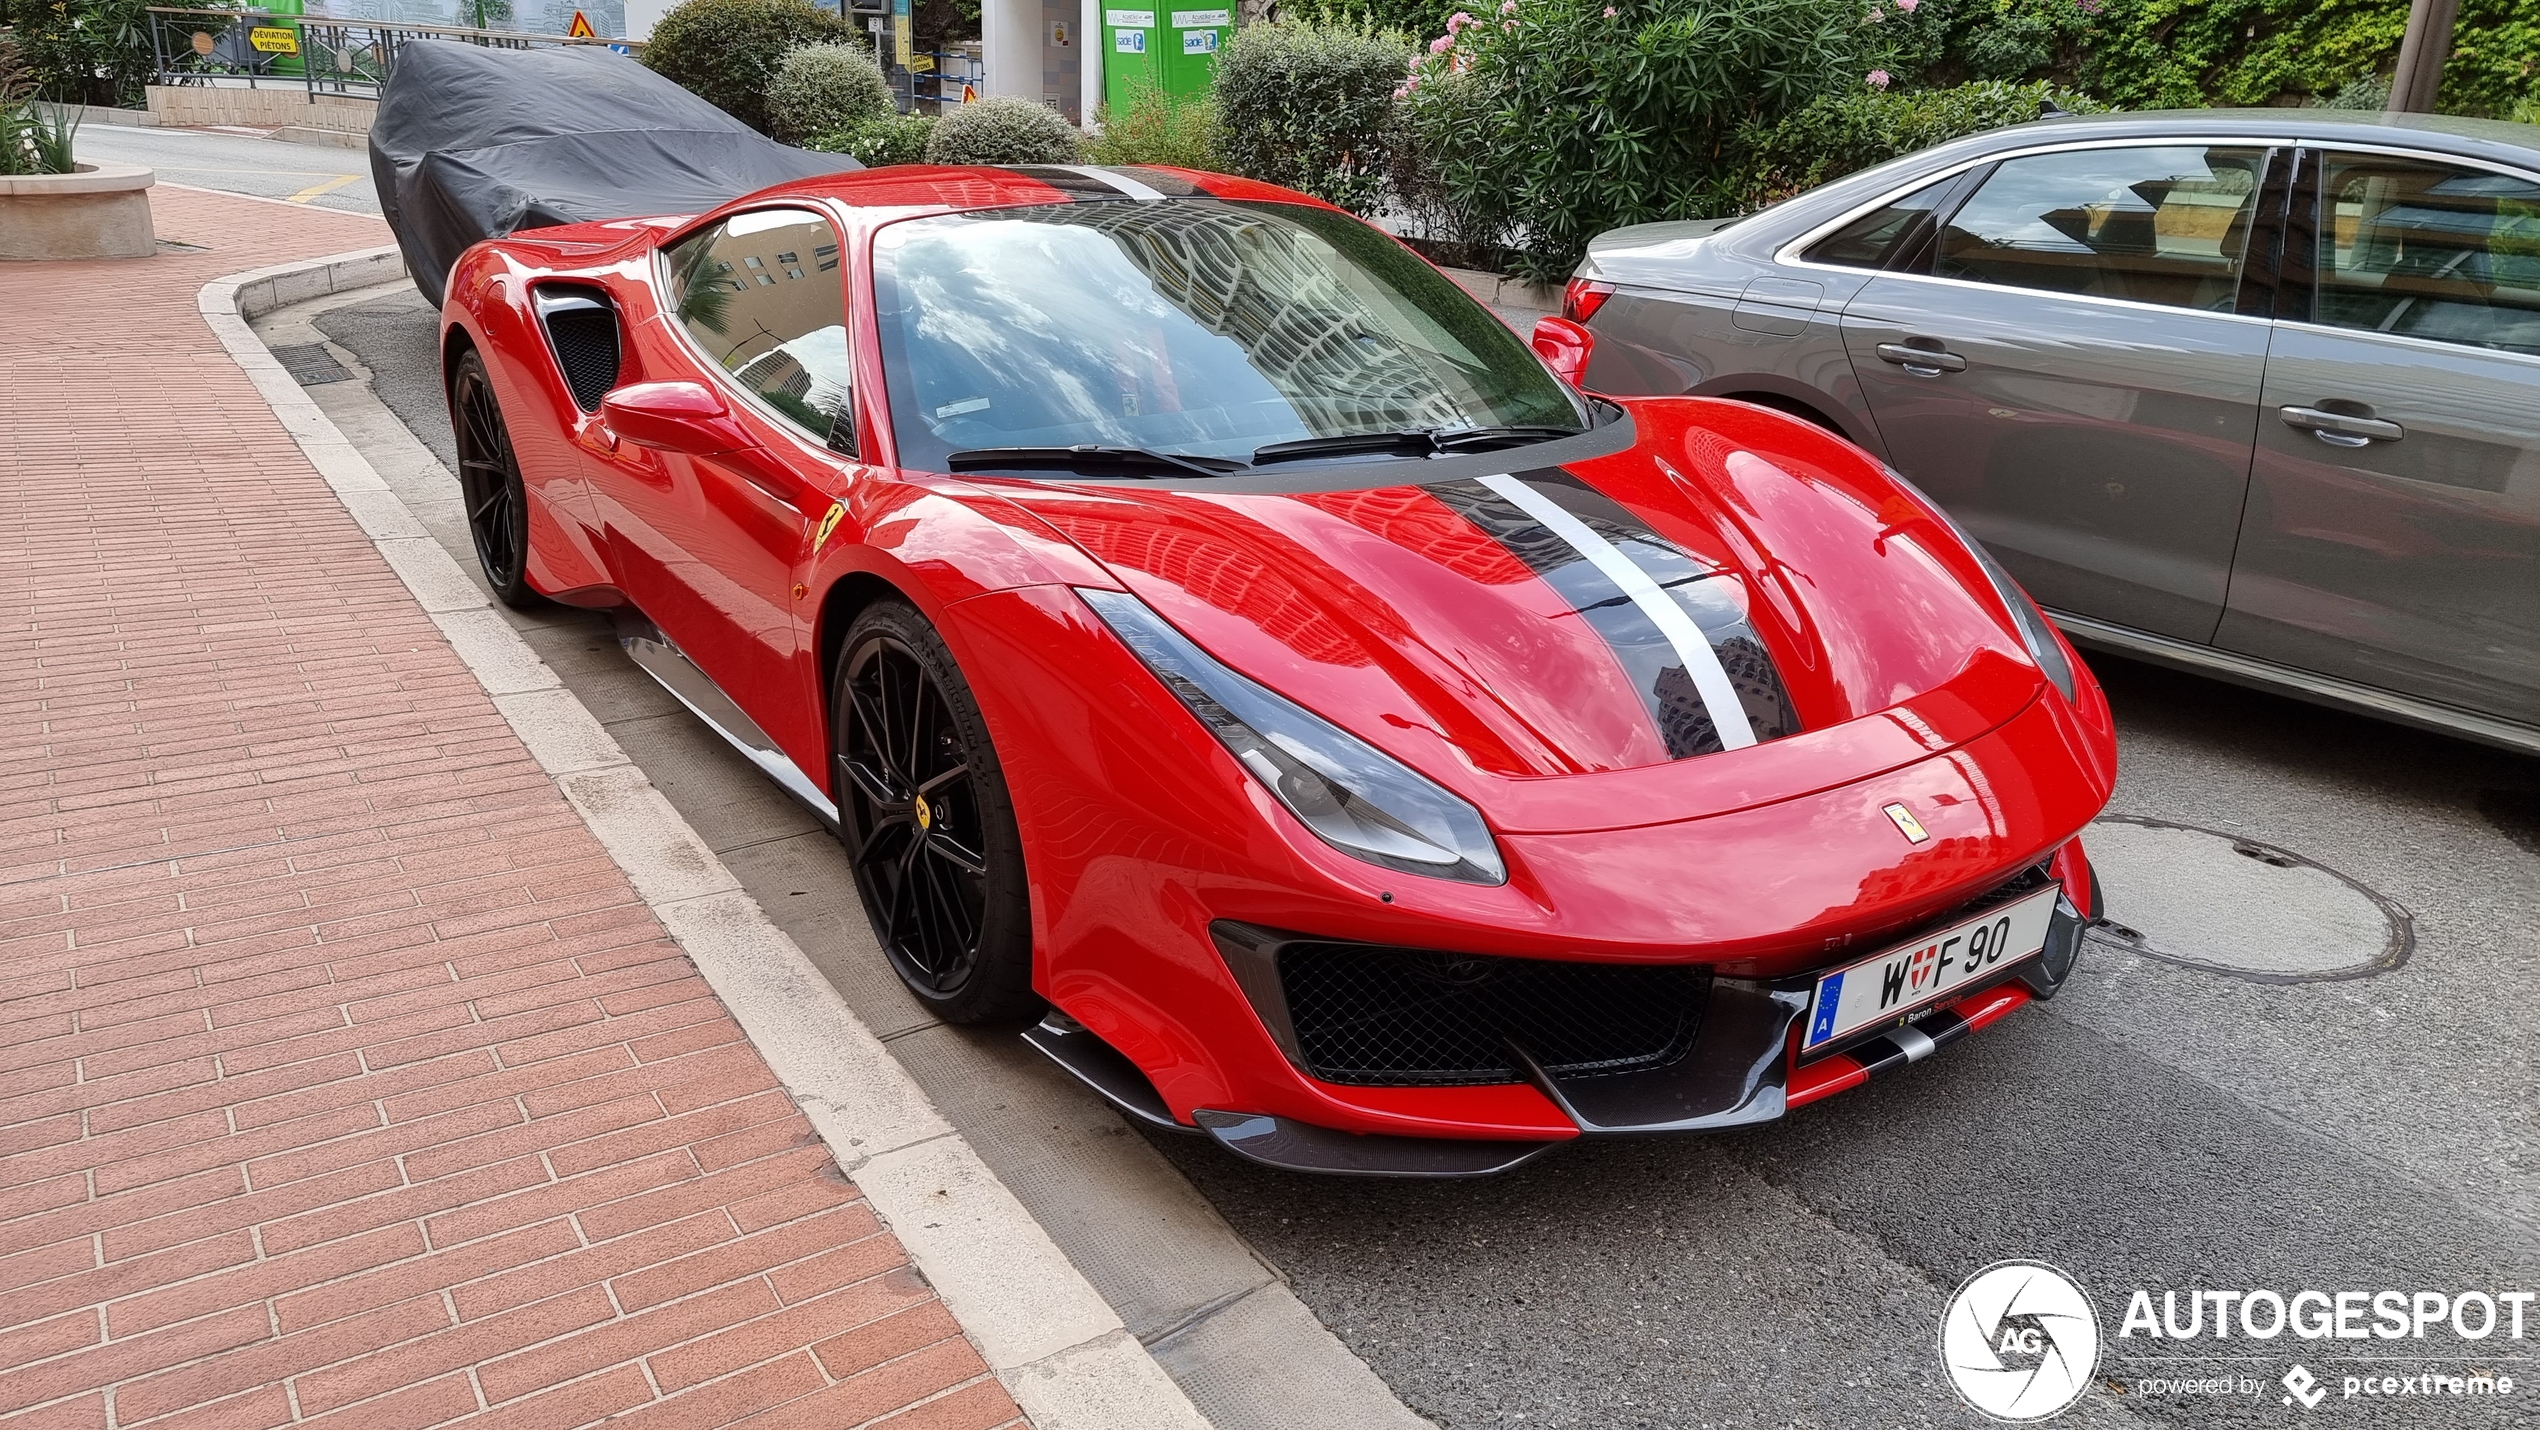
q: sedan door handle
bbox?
[1874,342,1967,375]
[2279,405,2404,447]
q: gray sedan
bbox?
[1570,109,2540,755]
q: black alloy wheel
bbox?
[449,349,541,609]
[831,600,1038,1023]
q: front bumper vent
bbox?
[1219,928,1709,1088]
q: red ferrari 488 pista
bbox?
[438,164,2116,1176]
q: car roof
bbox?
[742,163,1335,215]
[1962,107,2540,168]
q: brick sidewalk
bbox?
[0,187,1021,1430]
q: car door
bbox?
[1836,141,2280,643]
[2217,146,2540,726]
[594,206,859,744]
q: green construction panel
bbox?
[243,2,307,78]
[1159,7,1229,99]
[1101,6,1163,116]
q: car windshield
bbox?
[870,199,1586,474]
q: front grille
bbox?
[1963,861,2054,914]
[1278,942,1709,1087]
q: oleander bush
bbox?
[766,40,893,144]
[1393,0,1882,282]
[4,0,155,107]
[642,0,858,134]
[923,94,1083,164]
[808,111,937,165]
[1212,19,1411,214]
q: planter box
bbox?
[145,85,376,135]
[1438,265,1562,317]
[0,162,156,261]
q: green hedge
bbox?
[924,95,1083,164]
[1726,79,2104,210]
[643,0,859,134]
[808,112,937,166]
[1211,20,1414,214]
[1086,80,1219,170]
[1868,0,2539,118]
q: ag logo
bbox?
[1939,1260,2100,1421]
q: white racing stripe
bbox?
[1477,473,1759,750]
[1054,164,1168,201]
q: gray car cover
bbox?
[369,42,862,307]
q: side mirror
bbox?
[600,380,752,456]
[1530,315,1596,389]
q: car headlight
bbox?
[1079,588,1506,885]
[1885,473,2078,703]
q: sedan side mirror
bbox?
[601,380,752,456]
[1530,315,1596,389]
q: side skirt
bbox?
[2050,609,2540,759]
[612,612,840,827]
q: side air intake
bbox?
[531,285,621,413]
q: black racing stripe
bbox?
[1519,469,1801,745]
[1116,166,1208,196]
[1847,1035,1911,1078]
[1428,472,1800,760]
[1428,477,1726,759]
[991,166,1113,200]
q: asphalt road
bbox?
[80,122,380,215]
[317,284,2537,1428]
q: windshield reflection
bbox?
[872,200,1582,474]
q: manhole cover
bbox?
[2082,817,2411,983]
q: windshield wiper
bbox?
[944,444,1245,479]
[1249,424,1582,467]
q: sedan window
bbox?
[2313,152,2540,357]
[1931,146,2269,313]
[661,208,856,452]
[1802,176,1961,270]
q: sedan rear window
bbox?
[870,200,1585,474]
[1933,145,2268,313]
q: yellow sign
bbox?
[813,501,846,552]
[248,26,299,55]
[910,54,934,72]
[566,10,596,38]
[894,24,911,67]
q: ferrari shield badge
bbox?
[813,500,847,553]
[1882,802,1931,844]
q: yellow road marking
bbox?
[286,173,361,203]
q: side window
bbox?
[1932,145,2269,312]
[1804,176,1961,271]
[661,208,856,450]
[2313,151,2540,357]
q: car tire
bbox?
[448,349,543,610]
[831,599,1041,1024]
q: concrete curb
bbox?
[203,247,1213,1430]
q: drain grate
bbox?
[272,342,352,387]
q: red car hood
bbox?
[982,400,2048,836]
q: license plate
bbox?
[1801,883,2061,1055]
